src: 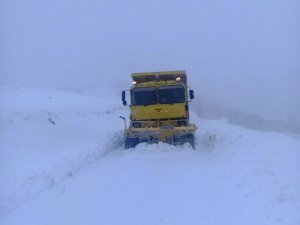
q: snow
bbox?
[1,86,300,225]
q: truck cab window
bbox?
[132,87,158,106]
[158,85,185,104]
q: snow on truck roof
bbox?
[131,70,187,84]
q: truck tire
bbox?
[124,137,140,149]
[174,133,195,149]
[181,134,195,149]
[188,134,196,149]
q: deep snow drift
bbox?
[0,86,299,225]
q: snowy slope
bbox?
[0,86,300,225]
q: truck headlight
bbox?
[177,121,187,126]
[132,122,141,128]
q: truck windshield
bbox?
[158,85,185,104]
[132,87,158,106]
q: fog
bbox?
[1,0,299,119]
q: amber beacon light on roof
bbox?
[120,70,197,149]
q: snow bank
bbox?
[1,86,300,225]
[0,86,125,216]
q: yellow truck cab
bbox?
[121,70,197,149]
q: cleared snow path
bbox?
[1,86,300,225]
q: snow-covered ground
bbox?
[0,86,299,225]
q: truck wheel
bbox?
[124,137,140,149]
[182,134,195,149]
[188,134,195,149]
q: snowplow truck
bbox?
[121,70,197,149]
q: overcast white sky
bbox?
[1,0,299,118]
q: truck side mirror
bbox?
[122,91,127,105]
[189,90,194,100]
